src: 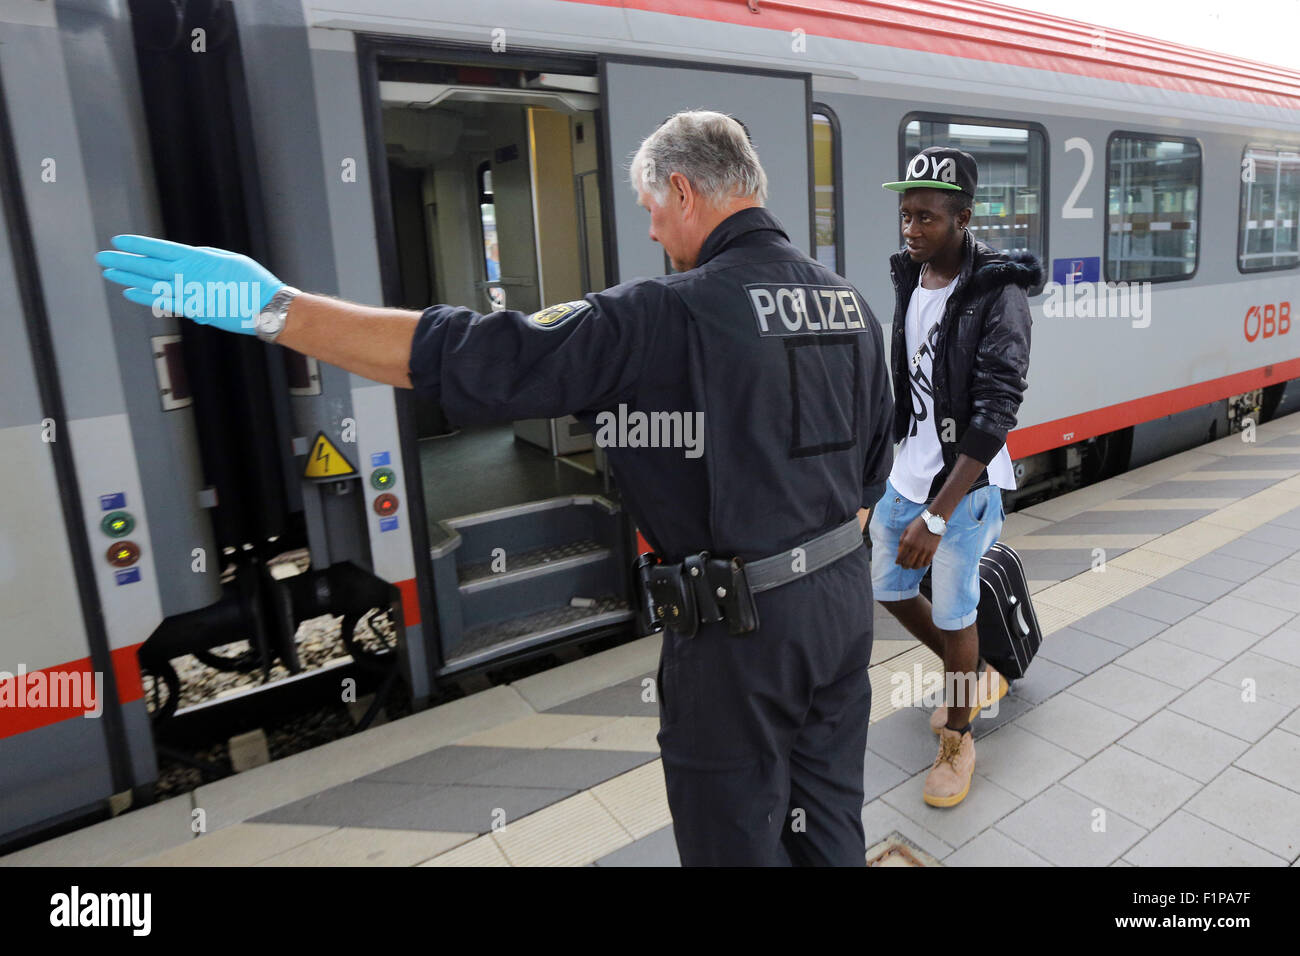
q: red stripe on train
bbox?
[0,575,424,742]
[1007,357,1300,459]
[396,577,421,626]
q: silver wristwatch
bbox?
[254,285,300,343]
[921,508,947,536]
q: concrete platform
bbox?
[6,414,1300,867]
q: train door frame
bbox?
[354,40,820,684]
[596,53,818,274]
[354,36,615,680]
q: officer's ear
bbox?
[668,171,693,212]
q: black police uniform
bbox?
[408,207,895,865]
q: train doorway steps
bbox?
[427,495,635,674]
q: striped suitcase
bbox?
[913,541,1042,680]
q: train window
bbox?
[902,116,1046,266]
[1239,145,1300,273]
[1105,134,1200,282]
[477,161,506,309]
[812,107,844,274]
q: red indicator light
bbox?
[374,493,399,517]
[107,541,141,567]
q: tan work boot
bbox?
[930,662,1008,734]
[923,726,976,807]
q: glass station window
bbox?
[1239,145,1300,272]
[812,109,842,273]
[902,117,1045,263]
[1106,135,1200,282]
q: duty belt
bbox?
[634,518,863,638]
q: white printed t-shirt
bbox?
[889,272,1017,505]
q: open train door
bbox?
[600,57,815,281]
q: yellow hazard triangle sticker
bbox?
[303,431,357,479]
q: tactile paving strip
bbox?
[419,834,509,866]
[1070,566,1158,599]
[1034,580,1122,618]
[589,760,673,839]
[869,644,942,723]
[1140,521,1242,559]
[491,791,632,866]
[1105,548,1189,577]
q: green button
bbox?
[370,467,395,491]
[102,510,134,538]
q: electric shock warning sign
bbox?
[303,431,357,479]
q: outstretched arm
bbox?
[96,234,422,388]
[277,293,421,389]
[96,234,656,420]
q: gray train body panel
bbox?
[0,0,181,843]
[303,0,1300,447]
[2,0,1298,847]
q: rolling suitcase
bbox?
[914,541,1042,680]
[976,542,1042,680]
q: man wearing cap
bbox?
[869,146,1038,807]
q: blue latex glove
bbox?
[96,235,284,335]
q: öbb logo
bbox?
[1243,302,1291,342]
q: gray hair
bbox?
[629,110,768,208]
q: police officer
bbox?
[96,110,894,866]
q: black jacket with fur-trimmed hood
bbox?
[888,230,1039,503]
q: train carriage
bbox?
[1,0,1297,849]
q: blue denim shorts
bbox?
[869,477,1005,630]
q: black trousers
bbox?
[656,545,874,866]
